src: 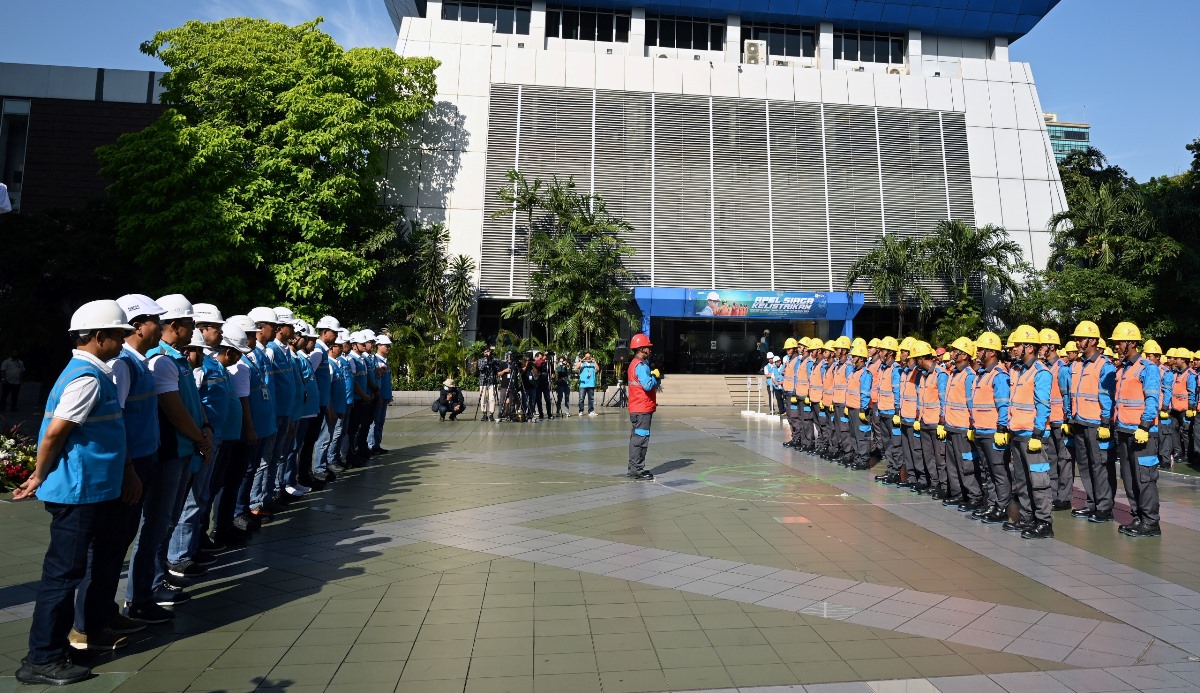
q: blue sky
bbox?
[2,0,1196,181]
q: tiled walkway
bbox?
[3,406,1200,692]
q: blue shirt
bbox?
[852,367,872,410]
[578,361,597,389]
[330,357,348,415]
[245,347,276,439]
[1053,358,1073,420]
[196,354,230,443]
[634,362,658,391]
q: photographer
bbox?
[433,378,465,421]
[535,351,552,419]
[577,352,598,416]
[498,351,519,421]
[477,347,500,422]
[522,356,540,422]
[554,356,573,417]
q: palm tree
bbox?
[446,254,477,330]
[492,169,545,250]
[1047,181,1163,272]
[844,234,932,335]
[927,220,1025,321]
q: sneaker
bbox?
[107,611,148,634]
[588,411,597,417]
[327,463,345,474]
[193,552,218,567]
[69,627,128,651]
[125,601,174,624]
[1126,522,1162,537]
[1071,507,1094,518]
[153,584,192,606]
[200,535,227,553]
[166,559,206,579]
[233,514,253,532]
[250,507,272,519]
[284,486,305,497]
[292,482,312,493]
[627,470,655,481]
[16,657,91,686]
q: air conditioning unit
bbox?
[773,59,794,67]
[887,67,902,75]
[743,40,766,65]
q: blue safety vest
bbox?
[113,347,159,458]
[350,353,368,402]
[330,356,348,415]
[221,362,243,442]
[266,341,295,416]
[245,346,276,439]
[378,354,393,401]
[37,357,126,504]
[146,342,203,462]
[197,354,230,442]
[298,351,319,418]
[314,342,332,408]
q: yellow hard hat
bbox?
[1010,324,1040,345]
[899,337,915,352]
[1064,340,1078,353]
[1072,320,1102,339]
[1143,339,1162,355]
[850,343,869,359]
[1104,346,1115,358]
[823,339,837,350]
[834,335,852,350]
[909,341,933,359]
[950,336,977,359]
[783,337,799,349]
[799,337,813,348]
[942,352,952,362]
[1182,349,1195,360]
[868,338,881,348]
[1005,333,1017,348]
[975,332,1003,352]
[852,337,867,350]
[877,336,899,352]
[1098,337,1107,349]
[1039,328,1061,346]
[1165,347,1178,358]
[1111,321,1142,342]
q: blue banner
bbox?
[691,290,829,319]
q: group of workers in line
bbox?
[12,295,394,687]
[772,321,1192,542]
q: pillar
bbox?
[724,15,741,64]
[531,0,546,48]
[630,8,646,56]
[907,28,922,76]
[818,22,834,68]
[991,36,1009,62]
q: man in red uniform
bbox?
[627,333,660,480]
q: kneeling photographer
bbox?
[433,378,466,421]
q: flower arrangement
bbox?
[0,424,37,492]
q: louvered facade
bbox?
[480,83,973,301]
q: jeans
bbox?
[297,415,321,483]
[555,386,570,415]
[282,418,311,488]
[523,388,538,419]
[351,400,374,459]
[272,417,296,493]
[199,441,236,541]
[126,455,189,605]
[578,387,595,413]
[168,440,221,564]
[1,381,18,410]
[370,399,389,448]
[28,500,126,664]
[327,411,347,464]
[248,433,279,510]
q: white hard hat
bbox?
[69,300,133,333]
[226,315,259,334]
[248,307,280,325]
[350,331,367,344]
[706,291,720,301]
[222,324,252,354]
[337,329,351,344]
[297,321,315,338]
[766,351,774,360]
[315,316,341,331]
[376,335,392,346]
[156,294,194,321]
[116,294,165,322]
[361,329,377,341]
[192,303,225,325]
[187,330,207,349]
[273,306,297,325]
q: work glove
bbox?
[1098,426,1111,441]
[843,407,849,417]
[1135,427,1150,445]
[651,368,662,380]
[1160,410,1170,420]
[1028,436,1043,453]
[1188,409,1197,419]
[994,431,1010,447]
[804,397,811,405]
[967,429,975,442]
[913,420,921,431]
[1061,423,1072,436]
[936,424,947,440]
[892,414,901,426]
[859,411,869,423]
[790,396,799,404]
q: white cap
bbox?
[376,335,392,346]
[156,294,194,321]
[315,316,341,331]
[116,294,165,322]
[192,303,225,325]
[247,307,280,325]
[69,300,133,333]
[766,351,774,360]
[226,315,259,334]
[273,306,297,325]
[773,355,782,362]
[222,324,253,353]
[706,291,720,301]
[337,329,351,344]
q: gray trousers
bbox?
[837,409,854,455]
[785,392,802,441]
[1012,437,1052,524]
[628,412,653,474]
[1074,423,1116,515]
[877,414,902,474]
[849,409,870,466]
[979,434,1010,510]
[797,406,815,447]
[1160,417,1180,465]
[946,430,982,503]
[901,425,921,482]
[919,425,946,491]
[1116,430,1161,525]
[1049,425,1073,503]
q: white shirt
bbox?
[149,349,182,395]
[310,340,328,370]
[109,343,146,408]
[52,350,112,424]
[228,361,251,398]
[1,356,25,384]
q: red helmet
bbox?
[630,333,652,349]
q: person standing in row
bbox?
[1110,322,1163,537]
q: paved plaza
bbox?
[5,406,1200,692]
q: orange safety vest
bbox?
[1010,362,1041,432]
[946,367,971,429]
[832,362,848,405]
[820,362,834,405]
[627,357,657,414]
[846,366,865,409]
[1072,356,1104,422]
[1172,370,1189,412]
[783,357,800,394]
[899,369,919,420]
[1114,358,1150,428]
[919,369,941,425]
[1047,359,1065,424]
[867,360,881,404]
[972,365,1006,430]
[795,357,812,398]
[875,362,897,411]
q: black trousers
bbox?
[1,381,18,410]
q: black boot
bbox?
[1020,520,1054,539]
[980,507,1007,524]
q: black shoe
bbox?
[783,441,794,448]
[1051,500,1073,512]
[851,461,870,471]
[896,481,914,489]
[1071,507,1094,519]
[153,584,191,606]
[912,482,930,494]
[874,473,890,482]
[942,496,962,507]
[192,552,218,567]
[125,601,174,624]
[1088,512,1113,524]
[981,508,1008,524]
[166,559,206,579]
[372,446,388,454]
[16,657,91,686]
[1126,522,1162,537]
[200,535,226,553]
[930,488,947,500]
[440,414,446,421]
[627,470,654,481]
[1118,519,1142,535]
[1021,521,1055,539]
[1002,519,1032,532]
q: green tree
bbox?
[97,17,438,314]
[494,172,639,353]
[927,220,1025,305]
[844,234,932,335]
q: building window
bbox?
[1047,125,1089,141]
[546,6,632,42]
[442,1,532,34]
[645,14,725,51]
[833,30,904,63]
[742,23,816,58]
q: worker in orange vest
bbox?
[866,338,883,457]
[971,332,1012,525]
[1039,329,1074,512]
[845,343,874,470]
[1167,349,1198,466]
[916,345,947,497]
[873,337,903,484]
[897,340,927,489]
[943,337,983,512]
[796,338,818,451]
[1110,322,1162,537]
[1069,321,1118,522]
[830,337,852,464]
[1006,325,1054,539]
[626,333,659,481]
[781,338,804,448]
